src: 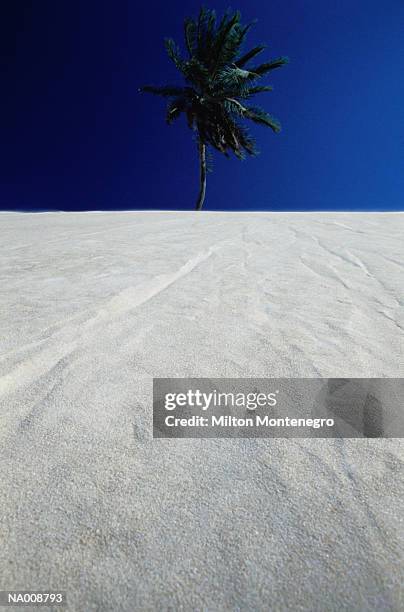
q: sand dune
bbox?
[0,212,403,610]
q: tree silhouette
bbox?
[141,7,288,210]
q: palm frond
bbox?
[165,38,185,72]
[222,98,281,132]
[140,85,186,97]
[249,56,289,77]
[233,123,257,157]
[166,96,188,124]
[220,22,252,66]
[246,85,273,95]
[235,45,266,68]
[217,66,252,86]
[222,114,257,158]
[196,7,210,59]
[244,106,281,132]
[212,11,242,70]
[184,17,198,57]
[205,10,217,56]
[182,57,210,88]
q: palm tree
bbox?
[140,7,288,211]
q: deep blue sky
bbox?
[1,0,403,211]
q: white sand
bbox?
[0,212,403,610]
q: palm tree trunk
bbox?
[195,141,207,211]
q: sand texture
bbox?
[0,212,403,611]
